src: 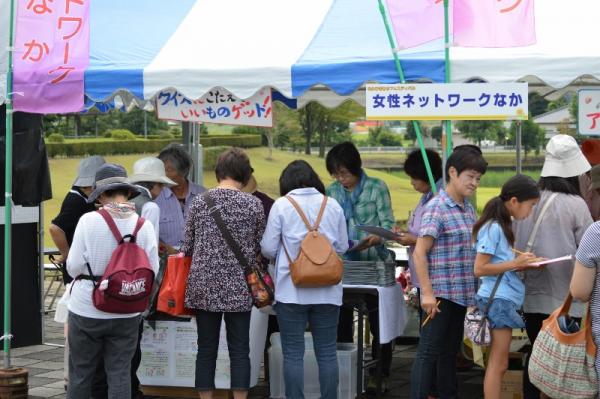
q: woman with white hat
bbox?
[127,157,177,242]
[66,163,159,399]
[513,134,594,399]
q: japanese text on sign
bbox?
[156,87,273,127]
[365,83,528,121]
[578,89,600,136]
[14,0,89,112]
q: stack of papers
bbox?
[343,260,396,287]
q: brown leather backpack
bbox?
[282,195,344,288]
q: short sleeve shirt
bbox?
[476,222,525,306]
[575,222,600,347]
[419,189,477,307]
[51,187,96,246]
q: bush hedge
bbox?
[199,135,261,147]
[46,135,262,157]
[202,146,228,171]
[46,133,65,143]
[109,129,137,140]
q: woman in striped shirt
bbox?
[570,221,600,383]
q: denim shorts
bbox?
[475,296,525,329]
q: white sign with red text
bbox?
[578,89,600,136]
[156,87,273,127]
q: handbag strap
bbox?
[483,273,504,315]
[525,192,558,252]
[203,192,250,273]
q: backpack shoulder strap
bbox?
[313,196,328,230]
[286,195,314,231]
[132,216,146,239]
[97,209,123,242]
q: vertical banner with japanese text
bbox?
[156,87,273,127]
[0,0,10,105]
[13,0,89,113]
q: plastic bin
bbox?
[268,333,357,399]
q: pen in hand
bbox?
[421,300,441,328]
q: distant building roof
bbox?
[533,106,573,124]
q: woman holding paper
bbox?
[325,142,396,392]
[513,135,594,399]
[396,149,443,295]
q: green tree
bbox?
[528,92,549,117]
[405,121,428,144]
[430,125,442,142]
[273,102,304,153]
[298,101,363,157]
[456,120,504,146]
[570,94,578,123]
[509,118,545,159]
[368,125,403,146]
[547,96,568,111]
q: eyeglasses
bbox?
[331,169,353,179]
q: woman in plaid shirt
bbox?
[410,148,487,399]
[326,142,396,392]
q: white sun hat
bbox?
[540,134,591,178]
[127,157,177,186]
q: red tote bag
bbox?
[157,253,194,316]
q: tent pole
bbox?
[443,0,452,157]
[377,0,437,194]
[3,0,16,368]
[516,121,522,174]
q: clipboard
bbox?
[355,225,400,241]
[530,254,574,267]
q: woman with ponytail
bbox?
[472,174,540,399]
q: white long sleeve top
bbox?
[260,188,349,306]
[67,211,159,319]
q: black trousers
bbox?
[195,310,251,391]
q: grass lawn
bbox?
[44,148,501,247]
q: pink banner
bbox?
[453,0,536,48]
[386,0,444,50]
[13,0,89,113]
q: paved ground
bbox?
[2,279,486,398]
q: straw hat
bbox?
[87,163,141,203]
[127,157,177,186]
[581,139,600,165]
[540,135,591,178]
[73,155,105,187]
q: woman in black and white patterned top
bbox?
[182,148,265,399]
[570,221,600,382]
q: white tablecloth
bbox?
[343,283,407,344]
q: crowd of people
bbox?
[49,136,600,399]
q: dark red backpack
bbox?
[84,209,155,313]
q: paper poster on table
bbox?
[156,87,273,127]
[366,83,528,121]
[138,309,268,388]
[578,89,600,136]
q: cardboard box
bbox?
[500,370,523,399]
